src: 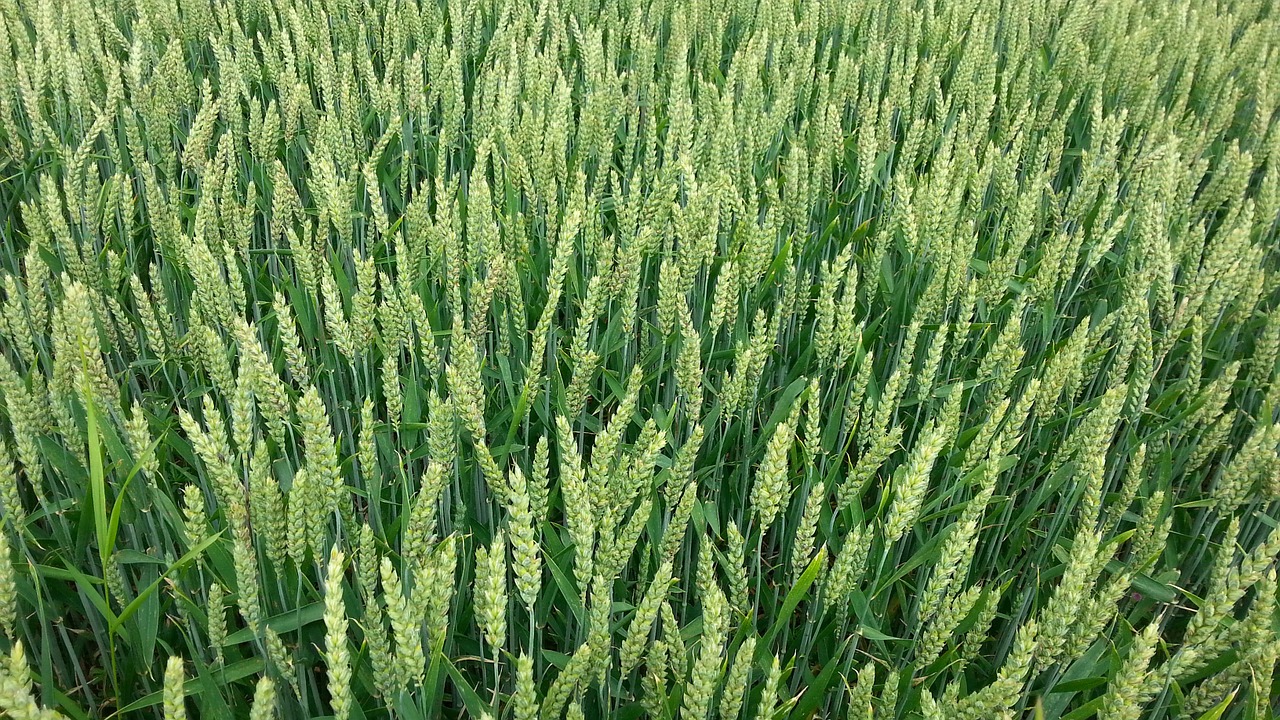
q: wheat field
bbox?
[0,0,1278,717]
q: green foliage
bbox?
[0,0,1277,717]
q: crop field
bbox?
[0,0,1278,717]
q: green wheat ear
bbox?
[163,656,186,720]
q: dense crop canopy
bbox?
[0,0,1278,717]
